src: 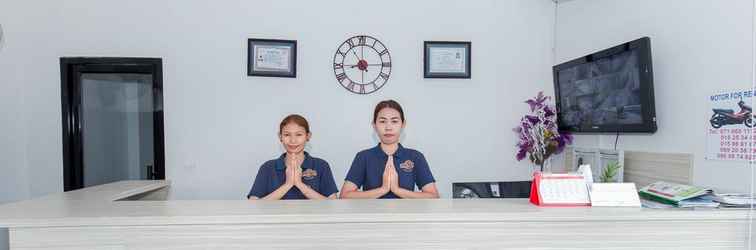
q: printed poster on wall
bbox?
[706,89,755,162]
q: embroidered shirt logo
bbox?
[302,168,318,180]
[399,160,415,173]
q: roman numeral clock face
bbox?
[333,35,391,94]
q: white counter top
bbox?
[1,181,752,249]
[0,180,748,227]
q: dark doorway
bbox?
[61,58,165,192]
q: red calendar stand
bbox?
[529,171,543,205]
[529,171,591,207]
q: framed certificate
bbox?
[424,41,471,79]
[247,38,297,77]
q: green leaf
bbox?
[600,161,622,182]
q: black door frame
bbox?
[60,57,165,192]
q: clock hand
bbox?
[349,65,370,71]
[348,62,370,71]
[351,50,361,61]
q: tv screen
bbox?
[553,37,657,133]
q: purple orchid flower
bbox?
[516,148,528,161]
[544,106,555,117]
[525,91,550,111]
[525,115,540,125]
[513,91,573,163]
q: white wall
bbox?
[0,15,25,250]
[0,56,28,204]
[0,20,29,205]
[555,0,755,193]
[0,0,556,200]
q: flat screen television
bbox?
[552,37,657,133]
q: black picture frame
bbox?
[247,38,297,77]
[424,41,471,79]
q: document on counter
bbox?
[589,183,641,207]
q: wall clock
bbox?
[333,35,391,94]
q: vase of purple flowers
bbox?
[514,91,573,172]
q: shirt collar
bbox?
[370,143,407,159]
[274,151,313,171]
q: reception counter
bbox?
[0,181,752,249]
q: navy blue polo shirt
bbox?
[344,144,436,199]
[247,152,338,199]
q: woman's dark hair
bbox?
[279,114,310,134]
[373,100,405,123]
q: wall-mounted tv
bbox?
[553,37,657,133]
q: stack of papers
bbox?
[712,193,756,208]
[638,181,714,208]
[640,198,675,209]
[677,194,719,208]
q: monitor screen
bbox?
[553,37,656,133]
[556,50,642,126]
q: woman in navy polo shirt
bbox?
[247,114,338,200]
[340,100,440,199]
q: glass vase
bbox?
[536,157,552,173]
